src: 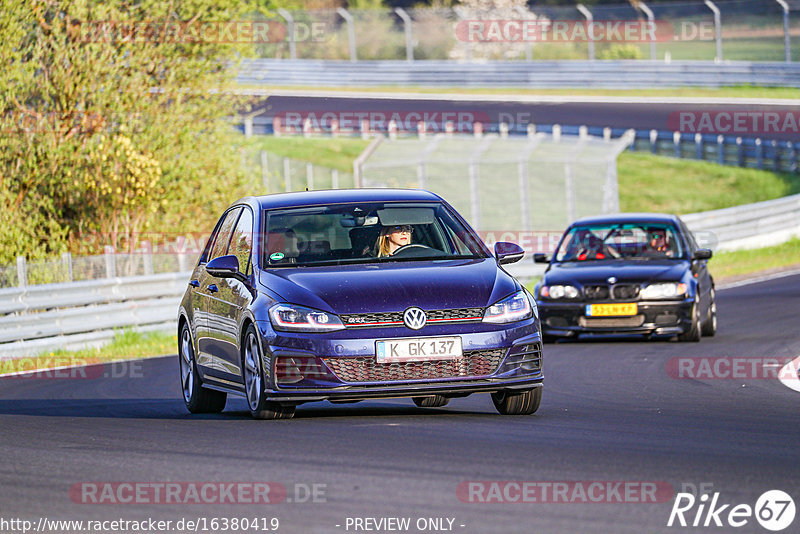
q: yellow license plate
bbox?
[586,303,638,317]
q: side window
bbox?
[209,207,242,261]
[229,207,254,275]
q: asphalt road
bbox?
[253,94,800,142]
[1,274,799,534]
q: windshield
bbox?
[262,202,487,267]
[555,223,685,262]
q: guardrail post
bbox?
[16,256,26,287]
[336,8,357,62]
[789,141,797,173]
[639,2,657,60]
[283,157,291,191]
[755,138,764,169]
[603,127,611,141]
[553,124,561,143]
[772,140,781,172]
[704,0,723,62]
[61,252,73,282]
[673,131,682,157]
[499,122,509,138]
[104,246,116,279]
[717,135,725,165]
[417,163,427,189]
[649,129,658,153]
[736,137,744,167]
[775,0,791,63]
[260,150,270,192]
[576,4,595,61]
[331,169,339,189]
[243,116,253,138]
[394,8,414,62]
[695,133,704,160]
[277,9,296,60]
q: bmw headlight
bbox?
[269,304,345,332]
[540,284,580,300]
[483,291,533,324]
[640,282,687,299]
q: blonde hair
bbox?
[376,227,393,257]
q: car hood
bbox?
[544,260,690,286]
[259,258,517,314]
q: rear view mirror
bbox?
[533,253,549,264]
[693,249,712,261]
[206,254,241,279]
[495,242,524,265]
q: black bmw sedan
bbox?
[534,214,716,342]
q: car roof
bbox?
[568,213,683,227]
[235,189,444,211]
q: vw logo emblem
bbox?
[403,307,427,330]
[607,276,617,284]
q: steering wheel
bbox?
[391,244,433,257]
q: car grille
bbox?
[584,285,609,300]
[321,348,506,383]
[613,284,640,299]
[579,315,645,328]
[340,308,484,328]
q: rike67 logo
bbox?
[668,490,795,531]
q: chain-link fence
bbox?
[239,149,355,194]
[358,131,634,233]
[247,0,799,62]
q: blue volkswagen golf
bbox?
[178,189,543,419]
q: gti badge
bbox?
[607,276,617,284]
[403,307,427,330]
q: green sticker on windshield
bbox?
[270,252,285,261]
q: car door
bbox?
[206,206,257,382]
[196,207,241,379]
[681,220,713,315]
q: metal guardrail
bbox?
[238,59,800,88]
[683,193,800,251]
[0,272,190,358]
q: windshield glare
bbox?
[263,202,487,267]
[555,223,685,262]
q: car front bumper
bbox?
[539,299,695,337]
[256,319,543,404]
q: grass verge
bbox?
[0,329,176,376]
[710,238,800,281]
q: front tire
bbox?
[492,387,542,415]
[179,323,226,414]
[701,287,717,337]
[242,324,295,420]
[412,395,450,408]
[678,300,702,342]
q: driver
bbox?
[376,225,413,257]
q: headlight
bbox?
[483,291,533,324]
[640,282,687,299]
[269,304,345,332]
[540,284,580,300]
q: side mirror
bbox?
[494,242,524,265]
[206,254,242,279]
[533,253,550,264]
[693,248,712,261]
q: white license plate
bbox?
[376,336,463,363]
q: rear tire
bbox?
[678,301,702,342]
[242,324,295,420]
[492,387,542,415]
[412,395,450,408]
[179,323,226,414]
[701,287,717,337]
